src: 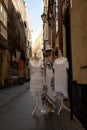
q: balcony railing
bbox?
[3,0,8,9]
[0,21,7,40]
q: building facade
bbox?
[62,1,87,127]
[0,0,8,87]
[42,0,87,128]
[0,0,32,87]
[33,31,43,60]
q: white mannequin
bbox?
[58,49,63,58]
[53,50,70,115]
[29,54,45,116]
[32,95,42,116]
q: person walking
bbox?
[29,54,44,116]
[42,44,55,114]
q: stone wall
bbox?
[71,0,87,84]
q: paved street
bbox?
[0,82,85,130]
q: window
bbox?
[0,3,7,27]
[45,0,48,6]
[0,3,2,12]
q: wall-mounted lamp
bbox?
[48,17,51,26]
[41,13,46,23]
[50,0,53,13]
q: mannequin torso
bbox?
[53,50,69,98]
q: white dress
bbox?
[45,59,54,100]
[29,60,43,97]
[53,57,69,98]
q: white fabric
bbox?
[53,57,69,98]
[29,60,43,97]
[46,67,54,100]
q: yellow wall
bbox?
[71,0,87,84]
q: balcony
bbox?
[0,21,7,40]
[0,21,8,49]
[2,0,8,9]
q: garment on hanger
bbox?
[53,57,69,98]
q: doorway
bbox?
[64,6,72,81]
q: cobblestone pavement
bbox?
[0,82,85,130]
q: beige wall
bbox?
[12,0,26,21]
[71,0,87,84]
[33,31,43,59]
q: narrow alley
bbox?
[0,82,85,130]
[0,0,87,130]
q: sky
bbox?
[25,0,43,45]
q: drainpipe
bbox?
[58,0,63,54]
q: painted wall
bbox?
[71,0,87,84]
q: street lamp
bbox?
[41,13,46,54]
[41,13,46,23]
[41,13,46,56]
[41,13,46,79]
